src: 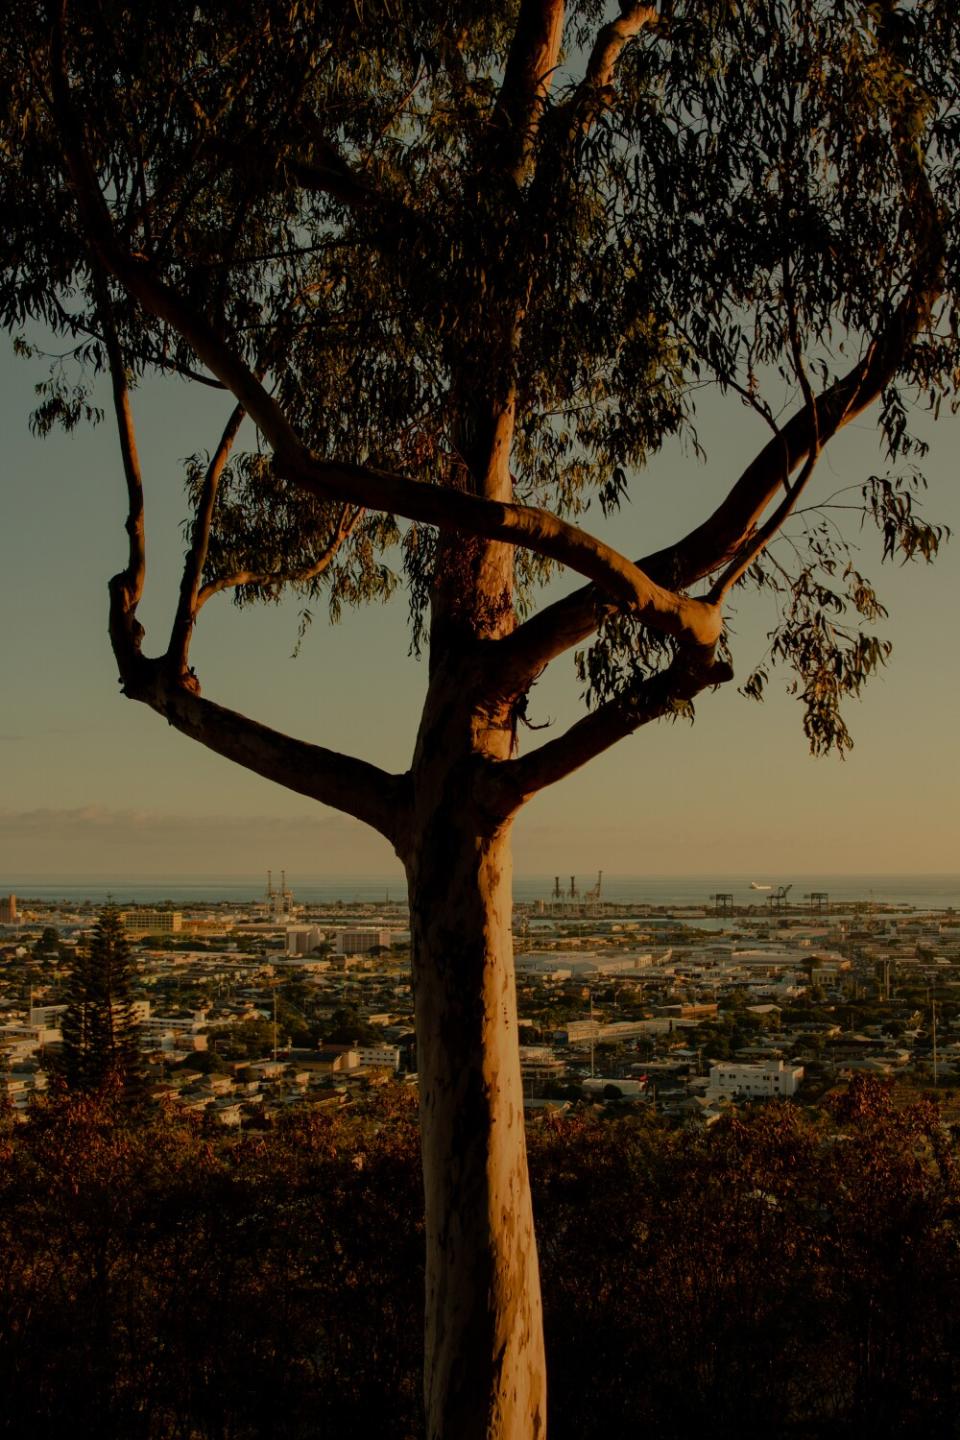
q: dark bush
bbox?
[1,1078,958,1439]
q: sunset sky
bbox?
[2,340,958,883]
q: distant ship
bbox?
[750,882,772,891]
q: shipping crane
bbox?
[768,883,793,913]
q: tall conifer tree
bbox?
[60,905,143,1096]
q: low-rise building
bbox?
[315,1047,360,1074]
[29,1003,68,1028]
[120,909,183,936]
[706,1059,804,1103]
[519,1046,566,1095]
[286,925,325,956]
[356,1044,401,1072]
[334,928,394,955]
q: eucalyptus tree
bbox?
[2,1,958,1435]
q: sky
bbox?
[1,338,959,884]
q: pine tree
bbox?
[60,906,144,1097]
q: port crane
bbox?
[585,871,603,902]
[767,883,793,913]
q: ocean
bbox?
[5,873,960,910]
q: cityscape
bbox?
[4,872,960,1127]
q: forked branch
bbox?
[169,402,246,677]
[54,34,717,655]
[563,2,659,128]
[59,63,410,838]
[497,269,942,694]
[484,646,733,804]
[195,503,362,607]
[93,388,405,837]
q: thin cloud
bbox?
[0,806,365,832]
[0,727,96,743]
[0,805,394,877]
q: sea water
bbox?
[5,873,959,910]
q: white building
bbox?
[334,927,394,955]
[706,1059,804,1103]
[141,1007,209,1053]
[0,1020,62,1060]
[517,950,662,977]
[286,925,325,956]
[356,1044,401,1072]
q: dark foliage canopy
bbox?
[1,0,958,781]
[1,1081,958,1439]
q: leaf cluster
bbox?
[2,1,960,748]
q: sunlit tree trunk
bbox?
[401,514,546,1439]
[407,812,545,1440]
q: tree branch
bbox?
[482,647,732,804]
[530,0,659,173]
[89,329,401,837]
[168,402,246,676]
[88,265,147,680]
[496,2,945,693]
[116,659,408,842]
[277,450,721,650]
[155,356,227,389]
[495,275,941,693]
[706,251,827,602]
[50,15,299,456]
[53,19,719,661]
[493,0,566,179]
[706,442,821,603]
[195,503,362,608]
[51,14,409,845]
[566,2,659,126]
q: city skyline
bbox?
[3,342,959,880]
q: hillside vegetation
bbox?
[1,1080,957,1439]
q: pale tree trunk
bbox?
[395,378,544,1435]
[403,513,547,1440]
[406,811,546,1440]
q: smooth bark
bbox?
[399,509,547,1436]
[406,812,545,1440]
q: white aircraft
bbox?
[750,882,772,891]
